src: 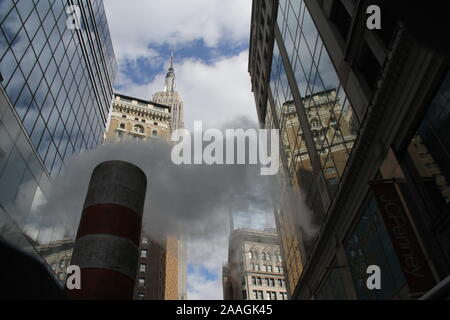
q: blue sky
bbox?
[116,40,250,88]
[104,0,267,300]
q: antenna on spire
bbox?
[170,52,174,69]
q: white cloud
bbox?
[104,0,252,62]
[187,267,224,300]
[186,233,229,300]
[115,51,258,130]
[104,0,258,129]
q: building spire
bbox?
[163,53,176,92]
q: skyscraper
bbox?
[152,54,184,133]
[249,0,450,300]
[0,0,116,281]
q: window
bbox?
[140,264,146,273]
[154,122,158,126]
[119,123,125,129]
[330,0,352,41]
[325,167,335,174]
[278,279,284,287]
[152,130,158,136]
[134,125,145,134]
[358,42,382,90]
[141,249,147,258]
[255,264,260,271]
[328,177,339,185]
[252,276,257,285]
[257,277,262,286]
[311,118,320,129]
[403,71,450,209]
[138,278,145,288]
[276,266,281,273]
[253,290,258,299]
[142,237,148,244]
[270,278,275,287]
[258,291,264,300]
[262,265,267,272]
[268,265,273,273]
[344,197,406,300]
[241,277,246,285]
[374,3,398,49]
[122,115,126,118]
[242,290,247,300]
[265,278,270,286]
[249,251,253,259]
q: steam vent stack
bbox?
[69,161,147,300]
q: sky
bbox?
[103,0,263,300]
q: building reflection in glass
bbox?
[0,0,116,283]
[265,0,362,295]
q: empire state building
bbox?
[152,54,184,133]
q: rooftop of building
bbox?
[229,228,279,247]
[114,92,172,112]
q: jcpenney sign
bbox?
[370,180,435,296]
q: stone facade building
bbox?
[223,229,288,300]
[105,93,171,142]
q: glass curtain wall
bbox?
[0,0,116,283]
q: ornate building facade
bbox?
[223,229,288,300]
[105,93,171,142]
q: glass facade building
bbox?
[256,0,361,295]
[0,0,116,282]
[250,0,450,300]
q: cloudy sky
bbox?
[104,0,257,131]
[103,0,263,300]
